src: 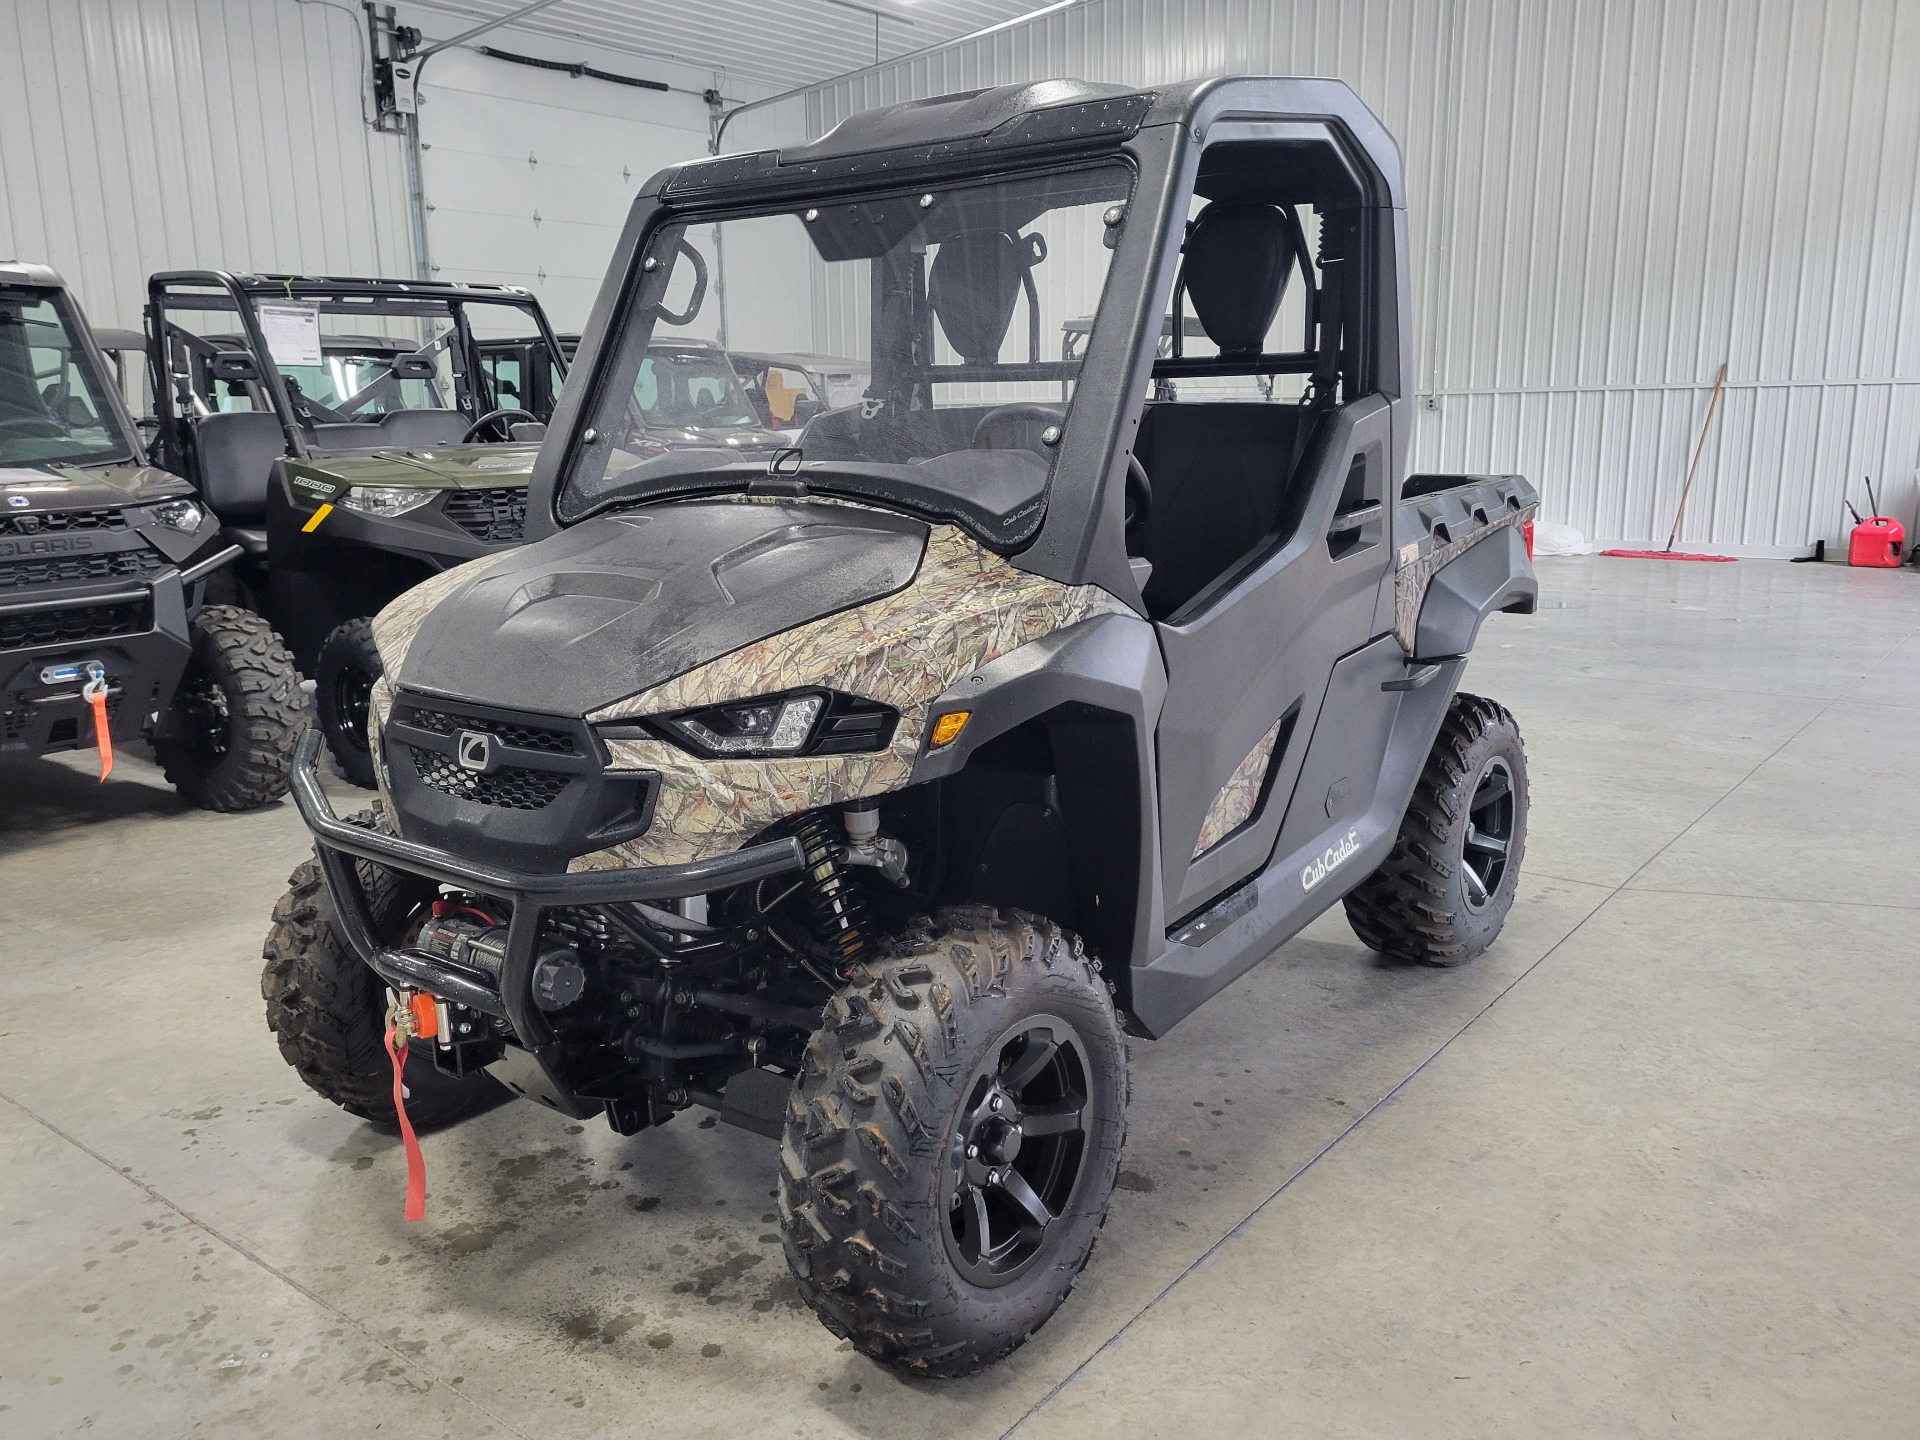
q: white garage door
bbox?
[416,48,720,333]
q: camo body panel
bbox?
[1192,713,1286,858]
[576,525,1128,869]
[1392,504,1535,653]
[370,556,499,676]
[367,673,397,812]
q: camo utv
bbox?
[263,77,1538,1376]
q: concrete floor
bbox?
[2,555,1916,1439]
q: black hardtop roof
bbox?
[660,75,1403,208]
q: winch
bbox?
[415,903,587,1012]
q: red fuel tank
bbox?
[1848,516,1904,568]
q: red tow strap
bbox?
[384,1020,427,1222]
[84,671,113,782]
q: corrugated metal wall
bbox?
[742,0,1920,551]
[0,0,413,330]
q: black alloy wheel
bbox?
[152,604,305,811]
[780,907,1127,1377]
[330,664,373,760]
[1461,756,1515,912]
[171,668,233,768]
[316,618,384,789]
[1341,692,1529,965]
[942,1016,1093,1287]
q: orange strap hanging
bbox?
[82,669,112,782]
[383,1020,428,1222]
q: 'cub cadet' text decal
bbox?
[1301,828,1361,891]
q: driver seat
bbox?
[1132,202,1312,619]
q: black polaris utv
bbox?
[262,77,1538,1376]
[144,272,570,786]
[1,262,304,808]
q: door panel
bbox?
[1155,394,1393,918]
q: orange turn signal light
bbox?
[929,711,970,748]
[408,991,440,1041]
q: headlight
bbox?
[337,485,436,517]
[146,498,205,532]
[643,689,897,759]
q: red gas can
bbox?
[1848,516,1905,568]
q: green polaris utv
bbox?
[144,272,571,786]
[263,76,1538,1376]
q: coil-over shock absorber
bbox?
[789,809,877,972]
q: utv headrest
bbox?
[1183,202,1293,355]
[929,229,1038,365]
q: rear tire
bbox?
[315,617,381,789]
[153,605,306,811]
[778,907,1127,1378]
[1344,692,1528,964]
[261,808,503,1129]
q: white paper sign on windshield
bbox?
[256,302,322,367]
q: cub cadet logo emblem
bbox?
[1301,829,1361,892]
[456,729,496,774]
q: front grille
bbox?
[0,508,128,537]
[406,744,569,810]
[398,702,576,754]
[0,600,149,650]
[0,548,166,590]
[441,487,527,543]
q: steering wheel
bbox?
[972,402,1065,453]
[462,408,539,444]
[1125,454,1153,527]
[0,416,66,438]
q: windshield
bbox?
[0,289,134,469]
[637,347,758,428]
[267,354,443,413]
[560,162,1133,535]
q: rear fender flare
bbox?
[1414,522,1537,660]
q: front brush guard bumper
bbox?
[288,729,808,1048]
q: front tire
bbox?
[153,604,306,811]
[261,809,504,1129]
[315,617,382,789]
[779,907,1127,1378]
[1344,692,1528,964]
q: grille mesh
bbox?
[441,487,527,543]
[399,704,576,754]
[0,601,148,650]
[406,744,569,810]
[0,548,166,590]
[0,508,128,537]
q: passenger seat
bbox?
[190,411,287,552]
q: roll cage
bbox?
[145,272,570,462]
